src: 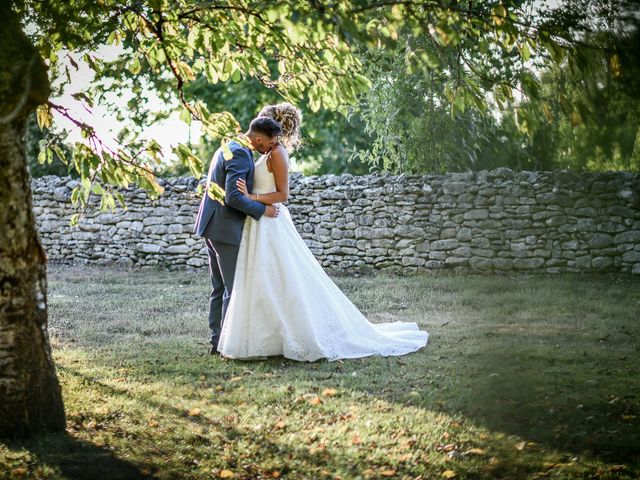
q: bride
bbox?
[217,102,429,361]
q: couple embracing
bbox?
[193,103,428,362]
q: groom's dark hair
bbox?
[248,116,282,138]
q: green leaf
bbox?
[222,141,233,160]
[492,4,507,25]
[353,73,372,91]
[454,90,466,114]
[179,108,192,125]
[99,192,116,212]
[187,28,198,48]
[91,183,104,195]
[223,58,233,74]
[545,38,565,64]
[206,63,219,83]
[519,41,531,62]
[71,92,94,108]
[174,143,203,177]
[128,56,142,74]
[106,30,121,45]
[114,191,127,209]
[207,182,226,203]
[70,186,83,206]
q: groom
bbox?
[193,117,282,354]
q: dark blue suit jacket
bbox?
[193,140,266,246]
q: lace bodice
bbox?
[252,152,277,195]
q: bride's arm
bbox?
[237,146,289,204]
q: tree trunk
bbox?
[0,4,65,437]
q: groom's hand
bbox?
[264,204,279,218]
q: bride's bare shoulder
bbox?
[271,143,288,159]
[267,144,289,171]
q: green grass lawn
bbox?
[2,266,639,480]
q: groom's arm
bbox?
[224,148,266,220]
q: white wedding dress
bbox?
[217,152,429,361]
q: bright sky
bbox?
[51,43,203,162]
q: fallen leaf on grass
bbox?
[309,396,323,405]
[147,420,159,427]
[401,438,417,448]
[219,469,234,478]
[542,462,572,469]
[11,468,28,477]
[380,469,396,477]
[188,408,201,417]
[229,376,243,382]
[351,434,362,445]
[308,444,326,454]
[463,448,486,456]
[436,443,457,453]
[322,388,338,397]
[442,469,457,479]
[514,441,526,451]
[274,421,286,429]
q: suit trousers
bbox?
[204,238,240,346]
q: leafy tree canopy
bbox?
[12,0,635,220]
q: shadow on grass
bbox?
[4,432,150,479]
[43,362,561,479]
[55,342,640,479]
[250,351,640,467]
[40,364,477,479]
[108,335,639,468]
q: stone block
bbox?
[463,209,489,220]
[136,243,162,254]
[430,239,460,250]
[513,257,544,269]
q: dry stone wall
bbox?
[31,168,640,274]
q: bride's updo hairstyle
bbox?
[258,102,302,152]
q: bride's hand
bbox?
[236,178,249,197]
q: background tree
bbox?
[353,32,509,173]
[172,76,371,176]
[516,21,640,172]
[352,0,640,174]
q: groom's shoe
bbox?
[208,335,220,355]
